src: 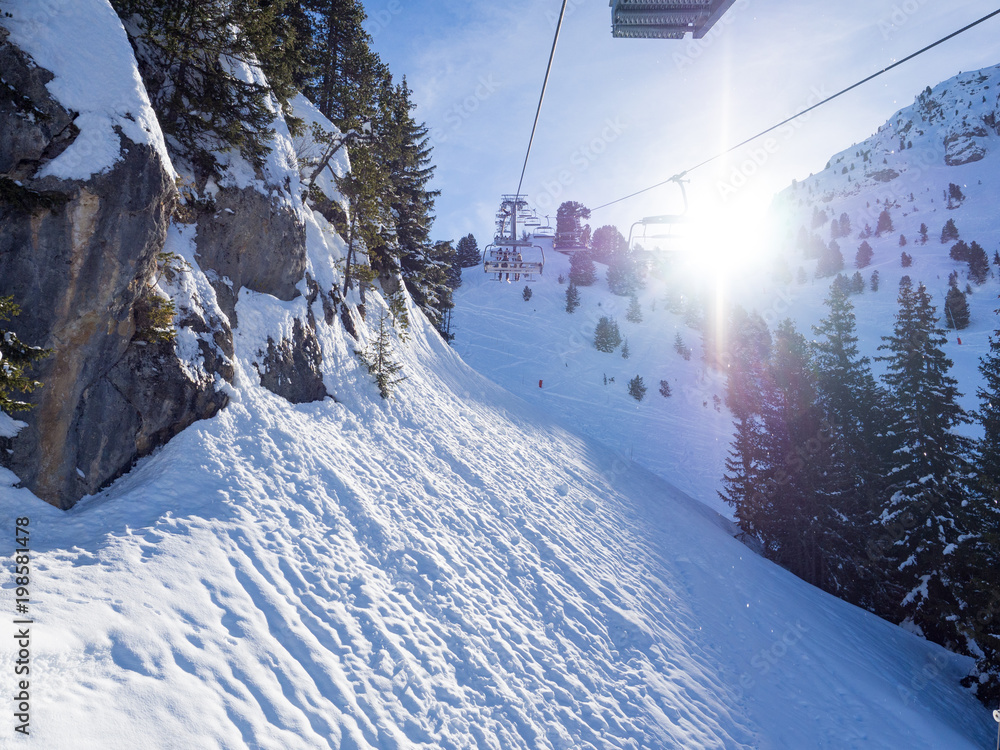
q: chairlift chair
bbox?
[627,176,689,253]
[609,0,739,39]
[483,194,545,281]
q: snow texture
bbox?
[0,0,173,180]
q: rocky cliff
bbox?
[0,5,336,508]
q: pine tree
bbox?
[522,285,532,302]
[851,271,865,294]
[569,251,597,286]
[941,218,959,243]
[876,278,974,645]
[593,316,622,353]
[565,282,580,313]
[0,297,49,413]
[455,233,481,268]
[901,251,913,268]
[898,234,907,247]
[810,286,889,606]
[816,240,844,277]
[621,338,630,359]
[875,208,893,237]
[673,332,691,360]
[590,225,628,265]
[968,241,990,285]
[627,375,646,401]
[659,380,672,397]
[870,269,880,292]
[918,223,929,244]
[112,0,291,176]
[554,201,590,250]
[949,240,971,263]
[944,283,970,330]
[626,295,643,323]
[607,253,642,296]
[958,299,1000,703]
[855,240,874,269]
[838,212,851,238]
[302,0,386,127]
[355,312,407,398]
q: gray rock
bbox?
[0,32,228,508]
[256,318,327,404]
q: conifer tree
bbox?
[0,297,49,413]
[659,380,672,397]
[875,208,893,237]
[876,278,974,645]
[593,316,622,353]
[606,253,642,296]
[355,312,407,398]
[522,285,532,302]
[569,251,597,286]
[855,241,874,269]
[565,282,580,313]
[918,223,929,244]
[941,218,959,243]
[455,234,481,268]
[870,269,880,292]
[627,375,646,401]
[590,225,628,265]
[554,201,590,250]
[968,241,990,285]
[944,283,970,330]
[810,285,888,606]
[113,0,292,175]
[621,338,630,359]
[816,240,844,277]
[626,295,643,323]
[901,251,913,268]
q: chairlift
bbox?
[627,175,689,254]
[610,0,739,39]
[483,195,545,282]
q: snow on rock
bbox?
[0,0,173,180]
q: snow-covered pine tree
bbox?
[876,278,974,646]
[621,338,630,359]
[959,304,1000,704]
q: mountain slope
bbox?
[2,238,994,747]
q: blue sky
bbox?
[364,0,1000,251]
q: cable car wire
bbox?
[515,0,570,202]
[590,6,1000,213]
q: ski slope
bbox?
[1,249,995,747]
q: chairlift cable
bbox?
[515,0,570,202]
[590,6,1000,213]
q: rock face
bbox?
[256,318,327,404]
[0,30,227,508]
[195,186,307,324]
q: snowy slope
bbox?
[452,246,735,517]
[1,227,995,748]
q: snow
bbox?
[0,217,995,747]
[0,0,173,180]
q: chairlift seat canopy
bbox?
[610,0,738,39]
